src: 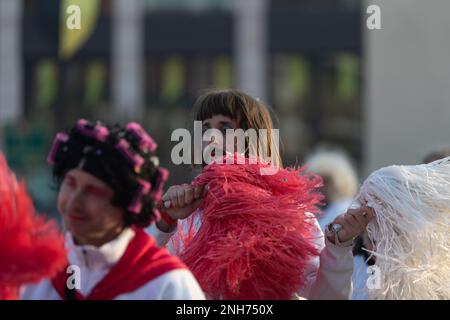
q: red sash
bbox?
[51,228,186,300]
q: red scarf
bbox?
[51,228,186,300]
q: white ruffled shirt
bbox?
[22,228,205,300]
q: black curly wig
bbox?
[48,119,168,228]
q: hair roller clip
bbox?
[149,156,160,167]
[126,122,158,153]
[150,167,169,201]
[115,138,145,173]
[128,179,151,214]
[76,119,109,142]
[47,132,69,165]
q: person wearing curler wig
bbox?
[22,119,205,300]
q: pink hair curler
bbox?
[128,179,151,214]
[75,119,109,142]
[126,122,158,153]
[150,167,169,201]
[115,139,145,173]
[47,132,69,165]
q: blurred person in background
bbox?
[22,119,205,300]
[305,149,368,299]
[422,145,450,164]
[305,148,359,231]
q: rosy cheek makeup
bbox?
[86,186,111,199]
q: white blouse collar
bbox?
[66,228,135,269]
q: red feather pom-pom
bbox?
[174,154,323,299]
[0,155,67,299]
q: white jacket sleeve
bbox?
[146,213,201,249]
[158,270,206,300]
[146,222,176,248]
[132,269,206,300]
[298,218,354,300]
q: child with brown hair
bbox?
[148,88,371,299]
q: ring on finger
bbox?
[332,223,342,233]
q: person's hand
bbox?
[161,184,205,220]
[327,206,375,244]
[155,184,205,233]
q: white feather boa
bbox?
[356,157,450,299]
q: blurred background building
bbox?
[365,0,450,172]
[1,0,448,216]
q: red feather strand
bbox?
[174,154,324,299]
[0,154,67,299]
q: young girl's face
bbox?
[201,114,238,157]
